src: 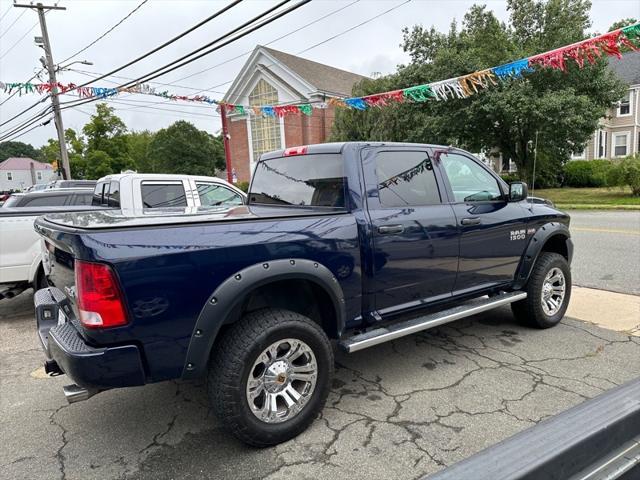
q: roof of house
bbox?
[0,157,53,171]
[261,46,368,96]
[608,50,640,86]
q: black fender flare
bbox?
[513,222,573,290]
[181,258,346,379]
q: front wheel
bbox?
[209,308,333,447]
[512,252,571,328]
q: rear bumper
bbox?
[34,287,146,390]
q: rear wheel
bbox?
[209,308,333,447]
[512,252,571,328]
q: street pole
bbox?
[219,103,234,183]
[532,130,539,195]
[15,2,70,180]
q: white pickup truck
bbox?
[0,173,245,299]
[91,173,245,209]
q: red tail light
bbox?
[75,260,128,328]
[284,145,308,156]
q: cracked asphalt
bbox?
[2,289,639,480]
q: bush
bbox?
[563,160,615,187]
[236,181,250,193]
[612,154,640,196]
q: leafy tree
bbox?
[148,121,224,176]
[39,128,87,178]
[609,18,638,31]
[85,150,113,180]
[0,141,43,162]
[331,0,627,183]
[127,130,155,172]
[83,103,134,174]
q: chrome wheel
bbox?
[541,267,566,316]
[246,338,317,424]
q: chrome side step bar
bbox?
[339,291,527,353]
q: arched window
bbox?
[249,79,282,161]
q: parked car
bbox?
[0,189,97,298]
[34,142,572,446]
[26,183,49,192]
[90,173,246,209]
[2,189,93,208]
[46,180,97,190]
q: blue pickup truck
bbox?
[34,142,572,446]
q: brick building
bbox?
[222,46,367,182]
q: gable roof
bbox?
[608,50,640,86]
[258,46,368,97]
[0,157,53,170]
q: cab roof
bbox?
[260,141,450,161]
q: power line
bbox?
[206,0,413,94]
[0,0,304,132]
[0,2,13,22]
[0,94,50,127]
[108,0,301,90]
[170,0,361,85]
[57,0,150,64]
[0,19,39,60]
[0,9,26,40]
[67,0,245,90]
[57,0,309,112]
[0,115,53,142]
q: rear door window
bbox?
[196,183,243,207]
[73,192,94,206]
[375,151,441,206]
[141,182,187,208]
[92,181,108,206]
[250,154,346,208]
[108,181,120,207]
[23,194,68,207]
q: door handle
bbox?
[378,224,404,234]
[461,217,481,226]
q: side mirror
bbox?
[509,182,528,202]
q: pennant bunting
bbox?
[492,59,532,80]
[2,22,639,118]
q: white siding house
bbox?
[0,157,55,191]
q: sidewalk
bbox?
[567,286,640,336]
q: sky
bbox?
[0,0,638,148]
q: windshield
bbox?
[2,195,21,208]
[249,154,346,208]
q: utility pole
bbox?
[219,103,234,183]
[15,2,70,180]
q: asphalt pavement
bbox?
[568,210,640,295]
[2,288,639,480]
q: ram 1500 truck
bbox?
[34,142,572,446]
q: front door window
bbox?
[440,153,502,202]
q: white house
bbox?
[0,157,55,191]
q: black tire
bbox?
[511,252,571,328]
[209,308,334,447]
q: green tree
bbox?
[148,121,224,175]
[331,0,627,183]
[0,141,43,162]
[85,150,113,180]
[127,130,155,172]
[83,103,134,174]
[39,128,87,178]
[609,18,637,31]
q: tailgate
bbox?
[37,223,79,313]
